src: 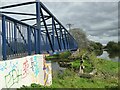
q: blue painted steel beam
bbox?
[0,14,35,29]
[34,29,38,54]
[20,16,49,21]
[16,25,27,45]
[2,15,7,60]
[0,1,35,9]
[52,17,55,51]
[11,23,14,53]
[41,23,58,27]
[1,11,36,16]
[59,25,62,50]
[52,17,61,51]
[14,23,17,54]
[40,8,54,52]
[36,1,41,54]
[20,18,36,21]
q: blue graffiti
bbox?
[0,62,7,71]
[0,61,18,71]
[31,56,40,77]
[10,61,18,70]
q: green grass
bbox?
[96,58,118,78]
[51,69,117,88]
[70,59,80,70]
[19,50,119,89]
[19,69,118,89]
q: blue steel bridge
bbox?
[0,1,78,60]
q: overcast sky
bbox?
[0,0,119,45]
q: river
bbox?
[97,51,120,62]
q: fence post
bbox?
[2,15,7,60]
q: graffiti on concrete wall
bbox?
[5,67,22,88]
[43,55,52,86]
[22,59,29,78]
[31,56,40,77]
[30,56,41,83]
[0,62,7,71]
[0,54,52,89]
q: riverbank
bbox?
[19,50,119,89]
[52,51,118,88]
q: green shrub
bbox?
[70,60,80,70]
[83,60,93,73]
[45,54,59,60]
[46,51,71,60]
[59,51,71,59]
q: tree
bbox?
[69,28,90,49]
[89,42,103,50]
[105,41,120,52]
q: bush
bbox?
[46,51,71,60]
[45,54,59,60]
[59,51,71,59]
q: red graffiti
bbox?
[22,59,29,78]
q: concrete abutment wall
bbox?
[0,54,52,89]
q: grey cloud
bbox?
[0,1,118,45]
[89,29,118,37]
[107,29,118,36]
[43,2,118,44]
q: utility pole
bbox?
[66,23,73,30]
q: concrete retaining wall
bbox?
[0,54,52,89]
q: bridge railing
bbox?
[0,14,36,60]
[0,1,78,60]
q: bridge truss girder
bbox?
[0,1,78,60]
